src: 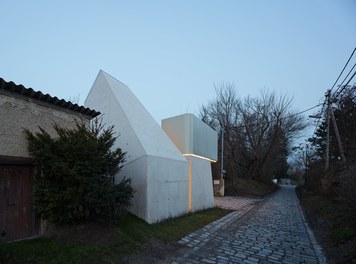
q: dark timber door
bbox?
[0,161,37,242]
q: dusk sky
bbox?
[1,1,355,140]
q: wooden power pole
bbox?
[325,90,331,171]
[330,109,347,164]
[324,89,347,170]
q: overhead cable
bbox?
[309,97,327,141]
[333,70,356,99]
[330,47,356,92]
[282,103,323,120]
[309,47,356,141]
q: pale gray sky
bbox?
[1,0,355,140]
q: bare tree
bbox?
[199,82,240,187]
[200,82,239,130]
[200,84,306,192]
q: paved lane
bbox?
[171,186,326,264]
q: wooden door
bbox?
[0,164,37,242]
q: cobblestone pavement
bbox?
[171,186,326,264]
[214,196,262,211]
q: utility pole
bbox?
[305,143,309,172]
[220,128,224,180]
[325,90,331,171]
[219,128,225,196]
[330,109,347,164]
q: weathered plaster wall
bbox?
[0,94,89,158]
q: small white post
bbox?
[219,128,225,196]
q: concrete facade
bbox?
[162,113,218,161]
[0,92,92,158]
[186,155,215,212]
[162,113,217,212]
[85,70,188,223]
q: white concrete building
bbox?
[85,70,188,223]
[162,114,217,212]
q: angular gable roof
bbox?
[85,70,186,162]
[0,77,100,118]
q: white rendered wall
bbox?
[85,70,188,223]
[119,156,187,223]
[162,113,218,161]
[146,156,188,222]
[186,155,215,211]
[162,113,217,212]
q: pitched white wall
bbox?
[85,70,188,223]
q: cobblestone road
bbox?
[171,186,326,264]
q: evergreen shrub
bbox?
[24,120,134,223]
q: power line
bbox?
[309,48,356,141]
[309,97,328,141]
[330,47,356,92]
[333,70,356,99]
[309,70,356,142]
[282,103,323,120]
[333,63,356,96]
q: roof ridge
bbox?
[0,77,100,118]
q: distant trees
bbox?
[25,120,134,224]
[200,83,306,193]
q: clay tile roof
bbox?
[0,77,100,118]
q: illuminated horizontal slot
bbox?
[183,153,217,163]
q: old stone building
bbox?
[0,77,100,242]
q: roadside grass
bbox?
[118,207,229,242]
[300,189,356,262]
[0,207,229,264]
[301,189,356,244]
[0,238,103,264]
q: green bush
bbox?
[24,120,134,223]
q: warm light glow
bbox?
[187,159,192,212]
[183,153,217,163]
